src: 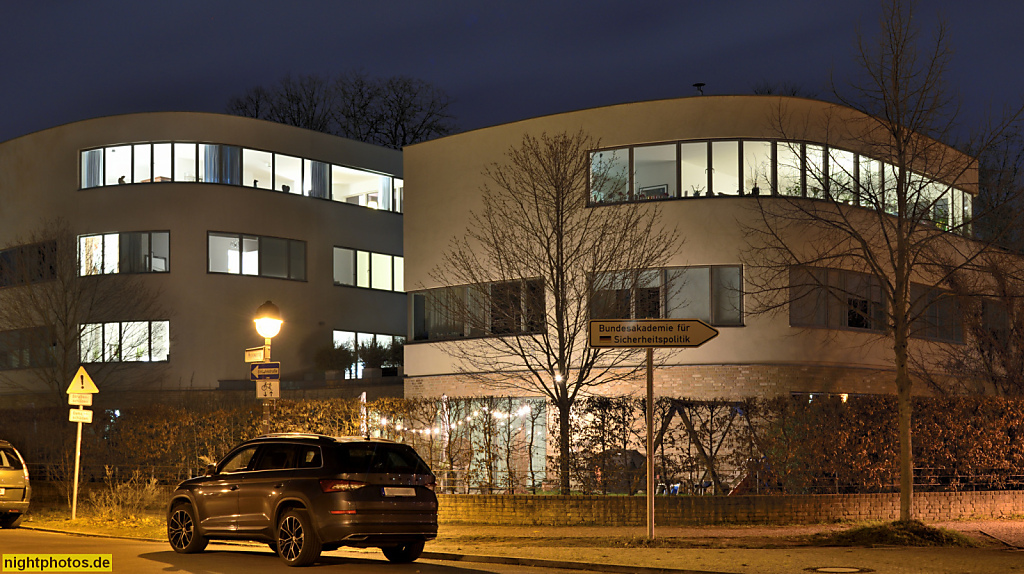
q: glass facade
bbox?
[81,142,403,213]
[592,266,743,326]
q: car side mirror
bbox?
[205,464,218,477]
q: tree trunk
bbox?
[895,335,914,521]
[558,400,571,495]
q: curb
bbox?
[421,551,738,574]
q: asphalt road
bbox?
[0,529,599,574]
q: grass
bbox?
[813,520,977,547]
[23,504,166,541]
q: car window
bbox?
[297,446,322,468]
[372,445,430,474]
[0,448,23,470]
[334,443,429,474]
[254,444,298,471]
[220,446,258,473]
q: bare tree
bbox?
[429,130,681,494]
[0,219,166,406]
[742,0,1023,521]
[226,71,455,149]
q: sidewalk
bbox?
[389,521,1024,574]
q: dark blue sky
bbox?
[2,1,1022,144]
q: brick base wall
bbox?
[406,363,912,400]
[436,492,1024,526]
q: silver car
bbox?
[0,440,30,529]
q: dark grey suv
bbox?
[167,433,437,566]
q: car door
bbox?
[193,445,258,532]
[235,442,299,534]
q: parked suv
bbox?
[0,439,30,529]
[167,434,437,567]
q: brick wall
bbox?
[405,363,917,400]
[436,492,1024,526]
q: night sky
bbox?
[2,1,1022,144]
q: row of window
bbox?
[72,231,408,293]
[0,242,56,287]
[79,232,169,275]
[81,142,404,213]
[789,266,964,343]
[333,248,404,292]
[589,140,973,234]
[590,266,743,326]
[411,279,546,342]
[80,320,169,363]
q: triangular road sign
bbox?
[66,366,100,394]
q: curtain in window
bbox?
[309,161,329,199]
[203,145,241,185]
[82,150,103,188]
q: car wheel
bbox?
[167,503,208,554]
[0,514,24,529]
[381,540,425,563]
[276,509,321,567]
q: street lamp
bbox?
[254,300,282,434]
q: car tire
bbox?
[167,502,208,554]
[381,540,425,563]
[276,509,321,567]
[0,514,24,529]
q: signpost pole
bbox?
[262,337,271,434]
[646,347,654,539]
[71,405,82,520]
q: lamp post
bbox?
[254,300,282,435]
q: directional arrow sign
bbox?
[588,319,719,348]
[66,366,100,394]
[250,362,281,380]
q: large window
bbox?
[592,266,743,326]
[911,285,962,343]
[81,142,403,213]
[333,247,403,292]
[79,231,169,276]
[790,267,885,332]
[332,331,403,378]
[0,327,53,370]
[0,241,56,288]
[208,232,305,280]
[80,320,169,363]
[411,279,545,341]
[587,139,974,237]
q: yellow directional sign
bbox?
[66,366,100,394]
[588,319,720,348]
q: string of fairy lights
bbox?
[369,403,536,436]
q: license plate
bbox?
[382,487,416,497]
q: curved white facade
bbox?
[0,112,404,397]
[402,96,976,400]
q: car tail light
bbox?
[320,479,365,493]
[424,479,436,492]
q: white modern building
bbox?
[402,95,979,401]
[0,112,406,401]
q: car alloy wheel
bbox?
[167,503,208,554]
[277,509,321,567]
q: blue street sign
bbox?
[250,362,281,380]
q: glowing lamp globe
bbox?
[254,300,283,339]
